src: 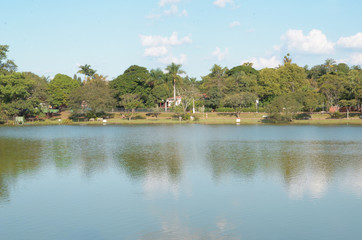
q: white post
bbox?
[192,98,195,114]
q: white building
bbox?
[166,96,182,107]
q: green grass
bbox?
[2,112,361,126]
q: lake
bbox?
[0,125,361,240]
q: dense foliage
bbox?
[0,44,361,122]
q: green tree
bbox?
[77,64,96,81]
[319,73,346,108]
[324,58,336,73]
[148,69,171,106]
[346,69,362,110]
[297,91,323,113]
[120,93,143,120]
[165,63,185,102]
[200,64,230,109]
[223,92,257,118]
[257,68,280,101]
[278,62,308,93]
[110,65,152,106]
[69,77,116,114]
[336,63,350,76]
[0,73,37,118]
[227,63,258,76]
[48,74,80,108]
[0,45,17,74]
[177,82,200,113]
[339,99,357,119]
[266,93,303,122]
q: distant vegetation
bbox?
[0,44,361,123]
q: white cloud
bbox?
[243,56,280,69]
[229,21,241,28]
[180,9,188,17]
[287,167,328,200]
[145,13,161,20]
[140,32,192,47]
[158,53,187,64]
[344,53,362,65]
[148,0,187,19]
[213,0,233,8]
[212,47,229,61]
[159,0,181,7]
[163,5,188,17]
[144,46,169,57]
[337,32,362,48]
[164,5,178,15]
[273,45,281,51]
[140,33,191,65]
[281,29,335,54]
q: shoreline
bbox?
[2,118,362,126]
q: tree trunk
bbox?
[173,78,176,103]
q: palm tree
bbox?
[165,63,185,102]
[77,64,96,82]
[324,58,336,73]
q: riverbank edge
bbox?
[2,118,362,126]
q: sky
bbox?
[1,0,362,80]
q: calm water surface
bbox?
[0,125,361,240]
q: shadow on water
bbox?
[1,125,362,203]
[0,138,43,201]
[115,142,183,182]
[1,126,362,239]
[206,140,362,198]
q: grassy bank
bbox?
[2,112,361,126]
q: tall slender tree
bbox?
[77,64,96,81]
[165,63,185,102]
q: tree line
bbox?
[1,45,361,121]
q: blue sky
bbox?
[1,0,362,80]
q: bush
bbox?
[295,113,311,120]
[62,119,73,125]
[241,107,265,112]
[133,114,146,120]
[192,115,199,121]
[69,113,87,121]
[216,107,234,112]
[182,113,191,120]
[6,120,14,125]
[86,112,97,119]
[329,112,345,119]
[217,112,235,116]
[146,112,161,118]
[262,113,292,123]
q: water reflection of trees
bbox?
[115,143,182,182]
[46,137,111,177]
[206,140,362,198]
[0,139,43,201]
[0,136,112,202]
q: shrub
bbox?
[69,113,87,121]
[86,112,97,119]
[216,107,234,112]
[262,113,292,123]
[62,119,73,125]
[192,115,199,121]
[181,113,191,120]
[133,114,146,120]
[146,112,161,118]
[295,113,311,120]
[6,120,14,125]
[329,112,345,119]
